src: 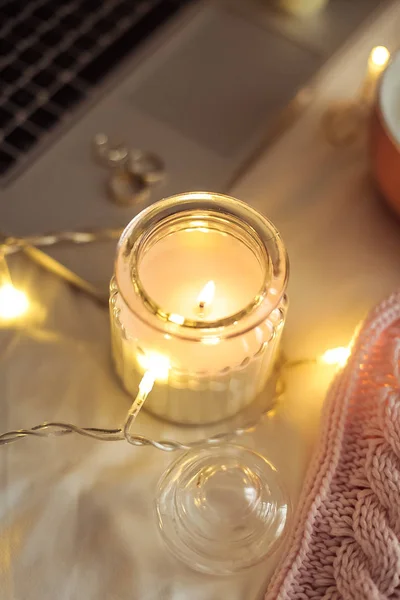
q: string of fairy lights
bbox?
[0,41,386,385]
[0,227,351,451]
[5,39,389,445]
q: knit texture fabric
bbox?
[266,291,400,600]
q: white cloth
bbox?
[1,254,301,600]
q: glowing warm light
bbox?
[0,284,29,320]
[202,336,221,346]
[369,46,390,69]
[138,370,157,395]
[197,280,215,309]
[168,313,185,325]
[320,346,351,367]
[137,352,170,383]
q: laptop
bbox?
[0,0,319,295]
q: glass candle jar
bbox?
[110,192,288,425]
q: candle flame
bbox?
[197,280,215,309]
[369,46,390,68]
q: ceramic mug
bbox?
[371,50,400,216]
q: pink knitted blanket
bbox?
[266,291,400,600]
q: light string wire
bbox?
[1,228,123,255]
[0,361,290,451]
[0,230,339,452]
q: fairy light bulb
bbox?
[0,253,29,321]
[137,352,170,384]
[368,46,390,72]
[0,283,29,320]
[320,347,351,367]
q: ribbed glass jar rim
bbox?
[114,192,289,341]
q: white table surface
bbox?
[1,4,400,599]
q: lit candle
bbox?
[110,192,288,424]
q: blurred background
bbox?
[0,0,388,291]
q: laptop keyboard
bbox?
[0,0,193,179]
